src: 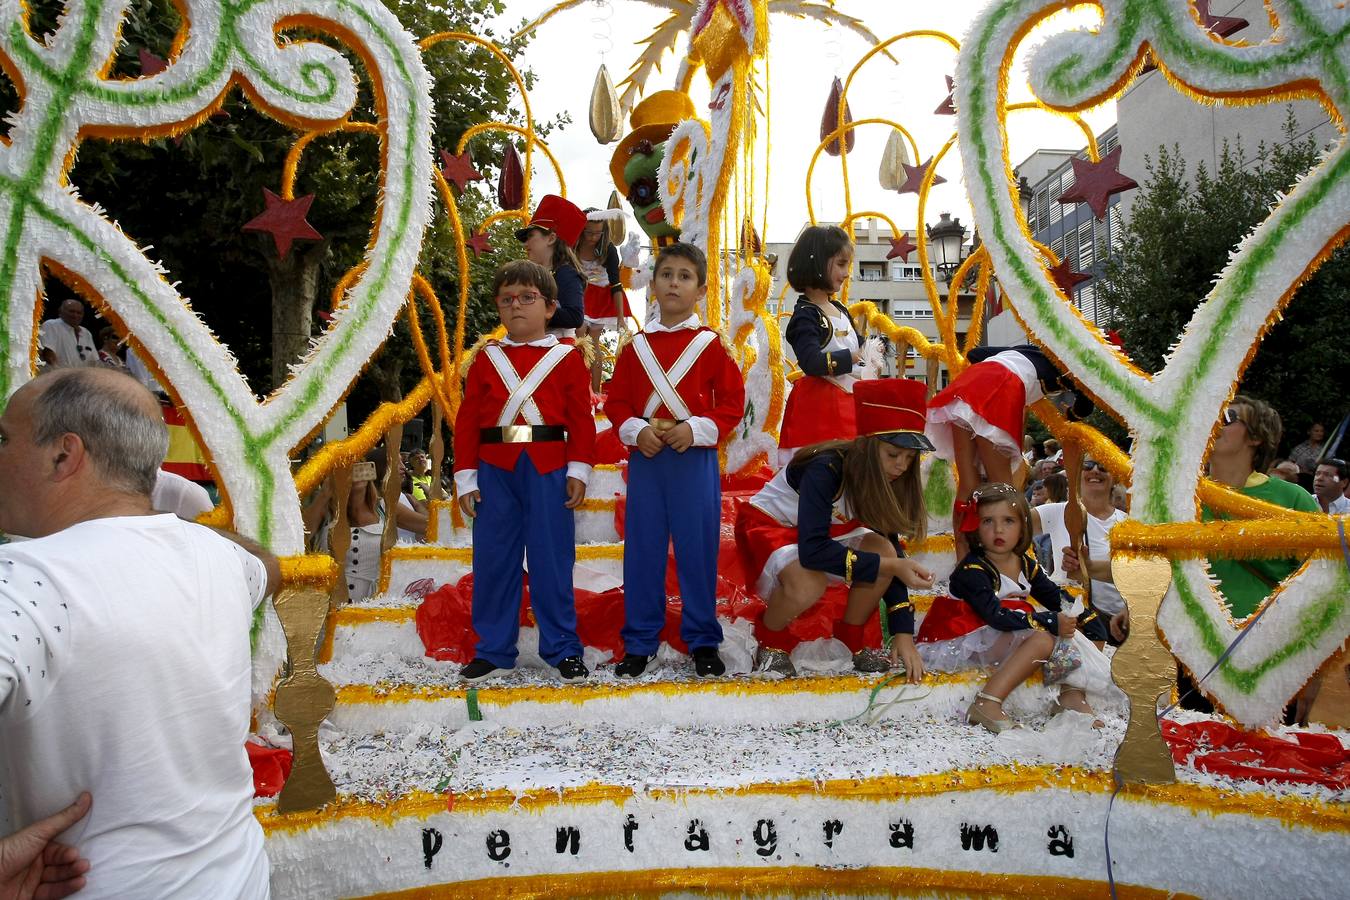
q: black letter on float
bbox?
[486,829,511,863]
[556,826,581,855]
[685,819,710,852]
[624,815,639,853]
[1048,825,1074,858]
[888,820,915,850]
[421,828,442,870]
[753,819,778,857]
[959,824,999,853]
[823,819,844,848]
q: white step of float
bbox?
[260,712,1347,900]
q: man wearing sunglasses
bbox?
[1185,395,1320,719]
[37,299,97,369]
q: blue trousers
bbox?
[472,455,582,667]
[621,446,724,655]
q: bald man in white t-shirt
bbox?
[0,367,279,899]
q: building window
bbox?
[860,262,885,282]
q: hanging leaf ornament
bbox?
[589,64,622,145]
[497,142,524,211]
[819,77,855,157]
[878,129,912,191]
[606,190,626,245]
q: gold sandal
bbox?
[967,691,1014,734]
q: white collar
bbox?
[498,334,560,348]
[646,314,702,333]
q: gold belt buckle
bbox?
[648,417,678,435]
[500,424,533,443]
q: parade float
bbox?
[1,0,1347,896]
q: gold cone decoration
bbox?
[606,190,626,245]
[590,64,622,144]
[879,128,912,191]
[820,76,856,157]
[741,215,763,257]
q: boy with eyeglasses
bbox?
[453,260,596,683]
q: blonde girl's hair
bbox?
[967,482,1033,556]
[790,436,927,542]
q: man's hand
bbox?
[1061,545,1084,582]
[1109,609,1130,643]
[458,490,480,519]
[887,557,935,591]
[889,633,925,683]
[1057,612,1078,639]
[662,422,694,453]
[0,792,91,900]
[564,477,586,509]
[635,427,664,459]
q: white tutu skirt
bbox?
[918,625,1113,695]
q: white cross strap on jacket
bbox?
[483,343,573,427]
[632,330,718,420]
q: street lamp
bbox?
[926,212,967,282]
[1016,174,1033,221]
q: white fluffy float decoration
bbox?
[955,0,1350,724]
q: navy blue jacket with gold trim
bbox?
[948,552,1066,633]
[785,297,859,378]
[785,450,916,635]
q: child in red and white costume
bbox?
[736,379,935,678]
[778,224,862,465]
[454,260,596,684]
[604,243,745,678]
[926,344,1092,552]
[575,209,630,393]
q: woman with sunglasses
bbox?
[1031,457,1129,646]
[516,195,587,344]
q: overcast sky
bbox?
[487,1,1116,243]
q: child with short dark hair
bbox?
[779,224,862,464]
[454,259,596,683]
[603,242,745,677]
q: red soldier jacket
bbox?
[453,337,596,494]
[603,317,746,448]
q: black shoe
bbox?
[614,653,654,678]
[461,658,502,682]
[692,646,726,677]
[557,655,589,682]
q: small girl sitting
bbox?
[926,345,1092,553]
[916,483,1110,732]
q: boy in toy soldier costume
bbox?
[454,260,597,683]
[604,243,746,677]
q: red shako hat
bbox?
[516,194,587,247]
[853,378,935,451]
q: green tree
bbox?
[15,0,557,412]
[1099,113,1350,452]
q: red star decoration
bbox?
[1106,328,1125,349]
[934,75,956,116]
[1049,259,1092,295]
[466,232,493,258]
[138,49,167,76]
[1056,146,1138,220]
[1196,0,1248,38]
[242,189,323,259]
[886,232,917,262]
[438,150,483,192]
[896,157,947,195]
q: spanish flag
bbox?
[160,401,212,481]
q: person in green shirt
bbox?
[1183,394,1320,719]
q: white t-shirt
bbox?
[37,319,96,367]
[0,515,270,899]
[152,469,215,520]
[1035,501,1127,615]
